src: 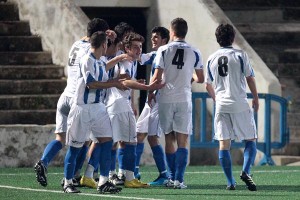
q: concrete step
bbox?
[0,65,64,79]
[273,143,300,156]
[0,36,42,51]
[0,109,56,124]
[267,63,300,78]
[0,3,19,21]
[289,126,300,142]
[215,0,300,8]
[287,113,300,126]
[272,155,300,166]
[0,52,52,65]
[0,21,31,36]
[279,49,300,63]
[0,94,60,109]
[0,79,66,94]
[287,161,300,166]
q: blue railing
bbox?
[191,92,289,165]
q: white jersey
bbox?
[154,41,203,103]
[74,52,108,105]
[205,47,255,113]
[105,60,138,114]
[63,40,91,97]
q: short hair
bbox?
[90,31,107,49]
[123,32,144,49]
[215,24,235,47]
[87,18,109,37]
[151,26,170,43]
[114,22,134,41]
[171,18,188,38]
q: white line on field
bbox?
[0,185,165,200]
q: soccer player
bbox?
[205,24,258,191]
[105,32,164,188]
[150,18,204,189]
[135,26,170,186]
[63,31,123,194]
[34,18,114,187]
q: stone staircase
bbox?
[215,0,300,163]
[0,2,66,124]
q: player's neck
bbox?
[173,36,185,42]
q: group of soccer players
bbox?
[34,16,259,194]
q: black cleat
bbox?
[63,184,81,193]
[240,171,257,191]
[60,176,82,187]
[34,160,47,187]
[109,174,125,185]
[97,181,122,194]
[226,182,236,190]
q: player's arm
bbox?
[205,83,215,102]
[105,54,133,71]
[122,79,164,91]
[87,79,124,90]
[192,69,204,83]
[246,76,259,112]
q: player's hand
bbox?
[137,79,146,84]
[252,97,259,112]
[148,79,165,91]
[120,54,133,62]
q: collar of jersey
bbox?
[221,46,233,49]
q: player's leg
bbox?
[117,142,126,181]
[109,142,124,185]
[73,140,90,184]
[135,133,146,179]
[165,132,176,186]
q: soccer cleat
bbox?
[240,171,257,191]
[60,176,82,187]
[173,180,187,189]
[80,176,97,189]
[63,184,81,193]
[164,178,174,187]
[148,176,168,186]
[97,181,122,194]
[34,160,47,187]
[226,184,236,190]
[135,173,141,180]
[124,179,150,188]
[109,174,125,185]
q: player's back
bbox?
[155,41,202,103]
[63,40,91,97]
[207,47,252,112]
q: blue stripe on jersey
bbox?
[250,68,255,76]
[207,60,213,81]
[84,87,89,104]
[238,56,244,74]
[86,73,95,84]
[193,51,200,68]
[95,66,104,103]
[144,53,156,65]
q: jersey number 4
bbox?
[218,56,228,77]
[172,49,184,69]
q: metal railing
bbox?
[191,92,289,165]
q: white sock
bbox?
[98,175,108,186]
[125,170,134,181]
[64,178,73,186]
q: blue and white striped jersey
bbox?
[205,47,255,113]
[74,52,108,105]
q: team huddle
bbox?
[34,17,259,194]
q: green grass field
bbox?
[0,166,299,200]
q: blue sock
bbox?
[166,153,176,180]
[118,148,125,171]
[74,144,88,176]
[135,143,144,176]
[175,148,188,183]
[99,140,113,177]
[152,145,168,178]
[64,146,81,180]
[219,150,234,185]
[88,144,101,169]
[110,149,117,171]
[243,141,257,174]
[41,140,62,167]
[123,144,136,172]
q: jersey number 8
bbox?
[218,56,228,77]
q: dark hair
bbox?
[171,18,188,38]
[151,26,170,43]
[90,31,107,49]
[215,24,235,47]
[114,22,134,41]
[123,32,144,49]
[87,18,109,37]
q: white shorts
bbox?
[66,103,113,148]
[108,111,137,143]
[158,101,192,135]
[55,94,73,133]
[214,109,257,141]
[136,103,162,137]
